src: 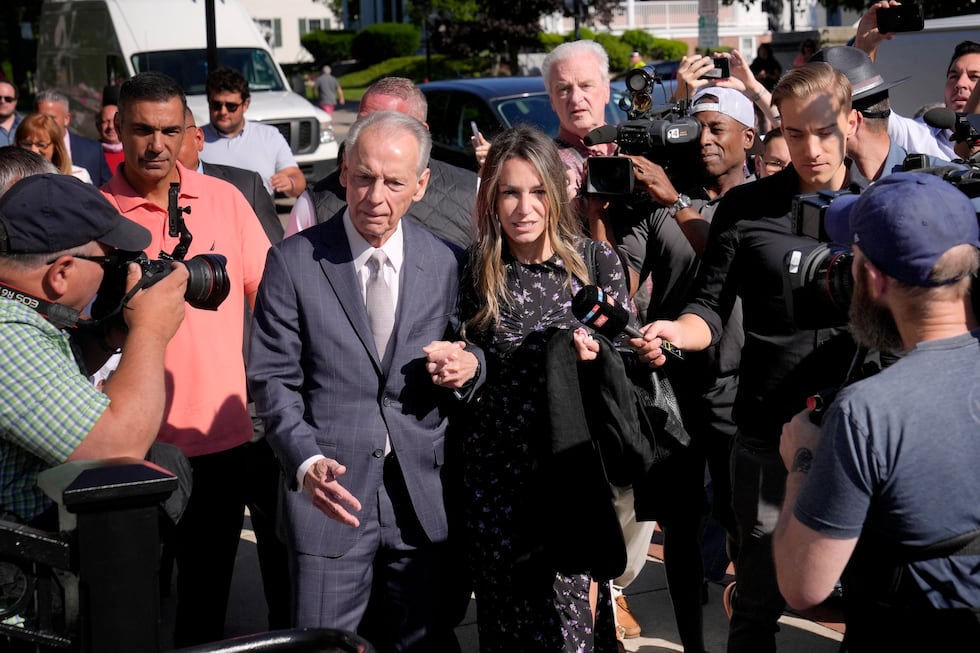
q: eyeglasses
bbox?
[0,96,15,104]
[208,100,242,113]
[46,253,117,268]
[18,141,52,150]
[762,159,787,171]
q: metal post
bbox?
[206,0,218,74]
[39,459,178,653]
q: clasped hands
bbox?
[424,340,479,389]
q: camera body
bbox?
[783,190,857,330]
[132,251,230,310]
[89,250,231,329]
[700,57,731,80]
[583,66,702,196]
[876,2,924,33]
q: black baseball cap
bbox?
[0,174,150,254]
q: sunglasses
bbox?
[0,96,15,104]
[208,100,242,113]
[46,253,120,269]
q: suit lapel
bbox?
[392,222,428,363]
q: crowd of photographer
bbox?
[2,1,980,650]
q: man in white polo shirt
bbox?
[200,66,306,199]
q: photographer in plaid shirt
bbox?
[0,173,187,529]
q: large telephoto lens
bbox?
[182,253,230,311]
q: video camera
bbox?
[582,66,702,196]
[783,190,857,330]
[784,157,980,331]
[922,107,980,151]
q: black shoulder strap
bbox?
[900,527,980,563]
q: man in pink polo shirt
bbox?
[101,71,271,647]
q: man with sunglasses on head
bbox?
[0,82,22,147]
[200,66,306,199]
[0,173,187,530]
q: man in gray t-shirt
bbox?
[774,173,980,650]
[314,65,345,115]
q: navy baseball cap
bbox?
[0,174,150,254]
[825,172,980,287]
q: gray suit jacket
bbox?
[247,212,483,557]
[202,161,283,244]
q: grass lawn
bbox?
[338,54,485,101]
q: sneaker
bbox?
[722,581,737,620]
[615,594,642,639]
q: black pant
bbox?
[172,438,290,646]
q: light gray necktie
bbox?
[365,250,394,359]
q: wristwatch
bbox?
[668,193,692,217]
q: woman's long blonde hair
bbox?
[466,125,589,334]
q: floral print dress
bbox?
[461,240,629,653]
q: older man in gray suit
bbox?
[247,110,483,652]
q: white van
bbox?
[36,0,339,182]
[873,15,980,118]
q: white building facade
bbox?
[240,0,340,64]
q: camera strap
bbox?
[0,281,80,329]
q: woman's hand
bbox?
[573,327,600,362]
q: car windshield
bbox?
[491,90,628,137]
[131,48,285,95]
[492,94,560,134]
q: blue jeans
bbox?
[726,437,788,653]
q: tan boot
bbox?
[615,594,641,639]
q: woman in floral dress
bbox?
[459,125,631,652]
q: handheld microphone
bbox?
[923,107,956,131]
[583,124,619,147]
[571,285,683,359]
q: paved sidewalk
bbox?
[162,515,844,652]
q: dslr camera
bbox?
[783,190,857,330]
[109,250,230,312]
[583,65,702,196]
[86,184,231,327]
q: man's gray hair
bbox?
[542,40,610,89]
[346,111,432,178]
[0,147,59,198]
[362,77,428,123]
[35,89,71,109]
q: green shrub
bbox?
[351,23,421,66]
[539,32,565,50]
[650,37,688,61]
[620,29,659,56]
[301,30,355,65]
[594,33,631,71]
[337,54,483,100]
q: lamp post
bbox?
[563,0,587,40]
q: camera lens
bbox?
[625,68,653,92]
[182,254,231,311]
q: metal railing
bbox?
[0,459,373,653]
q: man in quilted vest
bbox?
[285,77,476,251]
